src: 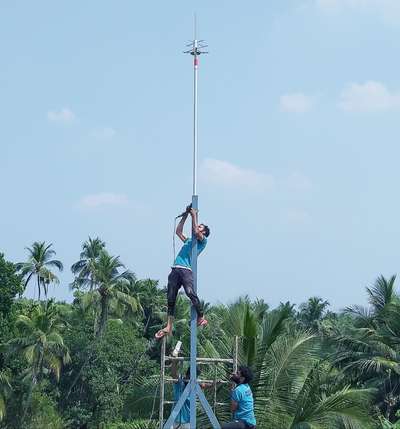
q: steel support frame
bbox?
[159,337,238,429]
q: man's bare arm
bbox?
[176,213,188,242]
[190,208,204,241]
[231,400,238,412]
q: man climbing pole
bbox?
[155,205,210,339]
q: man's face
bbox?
[199,224,206,234]
[230,371,243,384]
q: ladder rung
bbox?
[165,378,229,384]
[164,400,229,406]
[165,356,234,364]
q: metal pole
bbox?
[183,22,219,429]
[190,17,200,426]
[193,39,199,196]
[190,194,198,428]
[213,363,218,415]
[159,336,166,429]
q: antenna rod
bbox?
[184,13,208,195]
[193,37,199,196]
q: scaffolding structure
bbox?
[159,336,239,429]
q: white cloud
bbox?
[90,127,116,140]
[279,93,315,113]
[200,158,275,191]
[79,193,129,208]
[339,81,400,112]
[47,107,76,123]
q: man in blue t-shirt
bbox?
[222,366,256,429]
[155,206,210,339]
[171,366,192,429]
[170,360,202,429]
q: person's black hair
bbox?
[238,366,253,384]
[202,225,210,237]
[185,366,202,379]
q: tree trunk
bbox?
[43,281,48,301]
[21,371,38,424]
[37,275,41,301]
[97,295,109,337]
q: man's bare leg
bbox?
[156,316,174,339]
[165,315,174,334]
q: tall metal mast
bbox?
[162,19,220,429]
[186,17,208,428]
[188,15,207,196]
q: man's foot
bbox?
[197,317,208,327]
[155,328,171,339]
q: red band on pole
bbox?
[194,57,199,67]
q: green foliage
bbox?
[16,242,63,300]
[297,296,330,331]
[73,248,138,338]
[0,253,23,317]
[5,300,70,382]
[26,388,65,429]
[61,320,156,427]
[3,239,400,428]
[0,370,11,421]
[379,411,400,428]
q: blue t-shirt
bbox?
[173,377,190,424]
[232,383,256,426]
[173,237,207,269]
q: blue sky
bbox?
[1,0,400,310]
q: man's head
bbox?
[230,366,253,385]
[199,224,210,237]
[184,366,202,383]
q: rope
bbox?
[173,217,178,264]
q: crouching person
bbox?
[222,366,256,429]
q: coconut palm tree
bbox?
[4,300,70,420]
[71,237,106,291]
[327,294,400,420]
[297,296,330,331]
[189,298,373,428]
[251,328,374,428]
[345,275,397,329]
[81,250,139,337]
[0,370,11,422]
[16,242,63,300]
[318,276,400,422]
[127,278,164,337]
